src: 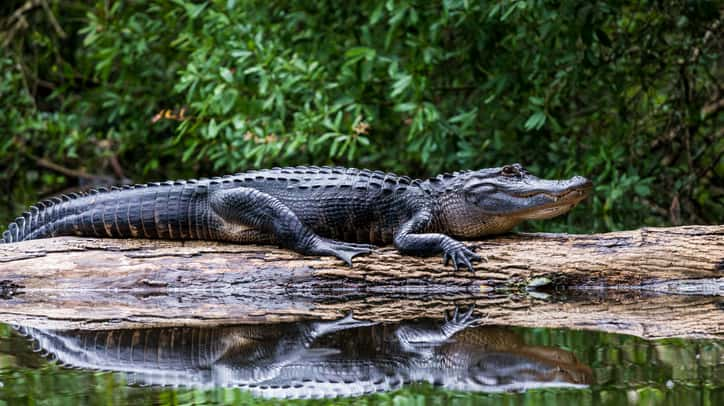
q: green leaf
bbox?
[394,102,418,112]
[634,184,651,197]
[207,118,220,139]
[391,74,412,98]
[182,142,198,162]
[344,47,376,61]
[220,68,234,83]
[488,3,501,18]
[529,96,544,106]
[178,1,207,19]
[449,108,478,124]
[501,2,521,21]
[370,3,385,24]
[524,111,547,131]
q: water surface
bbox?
[0,314,721,405]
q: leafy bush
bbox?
[0,0,721,232]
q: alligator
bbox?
[14,308,592,398]
[0,164,591,270]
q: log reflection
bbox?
[16,309,591,399]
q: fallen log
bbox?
[1,225,721,292]
[0,225,721,338]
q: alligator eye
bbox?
[501,165,518,176]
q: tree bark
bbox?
[0,225,721,339]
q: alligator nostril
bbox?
[579,178,593,188]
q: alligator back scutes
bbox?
[419,170,471,192]
[0,166,437,243]
[223,166,424,192]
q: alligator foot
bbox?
[394,305,485,350]
[311,312,378,338]
[314,238,376,266]
[442,243,483,272]
[441,305,485,337]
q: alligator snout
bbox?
[567,177,593,202]
[570,176,593,190]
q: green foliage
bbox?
[0,0,721,232]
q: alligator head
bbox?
[443,163,592,237]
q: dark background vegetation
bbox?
[0,0,721,233]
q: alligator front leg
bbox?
[395,305,483,353]
[210,187,375,265]
[393,210,482,271]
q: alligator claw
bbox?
[336,312,378,328]
[336,241,377,250]
[442,244,482,272]
[441,305,485,337]
[311,312,378,338]
[461,305,475,321]
[314,238,375,266]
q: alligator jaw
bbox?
[516,188,589,202]
[515,180,592,220]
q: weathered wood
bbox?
[0,225,722,338]
[1,225,721,291]
[0,289,720,340]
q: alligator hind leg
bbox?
[210,187,374,265]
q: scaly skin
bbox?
[0,164,592,270]
[15,308,592,398]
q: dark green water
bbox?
[0,321,721,406]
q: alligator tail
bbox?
[0,187,132,243]
[1,192,82,243]
[1,182,204,243]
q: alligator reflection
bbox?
[16,308,591,399]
